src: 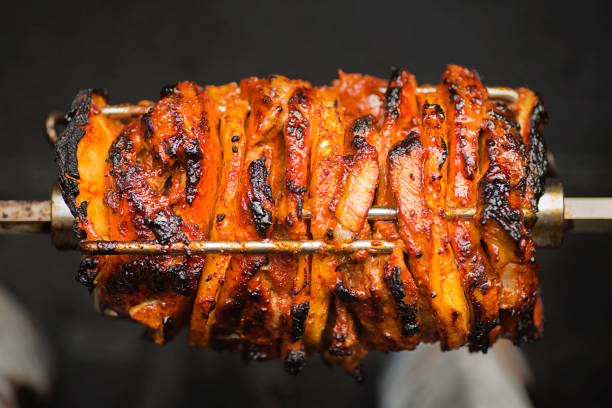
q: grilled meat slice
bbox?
[55,89,127,240]
[389,133,470,350]
[326,118,380,356]
[189,83,248,347]
[278,87,318,374]
[331,118,379,243]
[219,76,312,369]
[440,65,500,351]
[478,101,542,344]
[322,297,368,382]
[415,91,455,344]
[511,88,548,213]
[367,69,421,350]
[376,69,420,206]
[95,81,222,343]
[510,88,547,340]
[329,74,385,355]
[304,88,345,348]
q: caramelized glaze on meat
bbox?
[56,65,547,377]
[440,66,500,351]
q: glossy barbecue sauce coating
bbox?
[56,65,547,378]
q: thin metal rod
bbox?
[564,197,612,232]
[0,187,608,254]
[0,201,533,228]
[100,105,151,118]
[0,200,51,234]
[79,239,395,255]
[417,86,517,102]
[99,87,518,118]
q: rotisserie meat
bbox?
[55,65,547,379]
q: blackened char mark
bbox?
[388,66,402,83]
[76,257,100,293]
[384,265,419,337]
[328,346,351,357]
[71,201,89,239]
[165,262,195,296]
[388,131,421,161]
[108,133,134,172]
[480,105,527,245]
[334,280,360,304]
[385,86,401,119]
[284,349,306,375]
[102,256,204,296]
[109,127,186,245]
[185,159,202,204]
[423,101,445,119]
[439,138,448,170]
[350,115,375,140]
[500,294,540,345]
[141,113,155,139]
[148,210,185,245]
[290,301,310,341]
[286,181,307,220]
[77,201,88,222]
[285,89,310,219]
[468,301,498,352]
[54,88,107,216]
[422,102,447,170]
[247,156,274,237]
[160,83,179,98]
[162,102,192,159]
[489,109,521,131]
[286,90,308,141]
[516,299,538,345]
[348,116,378,170]
[528,99,548,202]
[184,141,203,205]
[216,256,268,332]
[480,181,523,244]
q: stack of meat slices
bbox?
[55,65,547,379]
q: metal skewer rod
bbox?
[77,192,612,254]
[564,197,612,232]
[1,194,611,254]
[78,239,396,255]
[97,87,519,118]
[0,202,536,234]
[100,104,153,118]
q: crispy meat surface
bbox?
[478,101,543,344]
[56,65,547,377]
[439,66,500,351]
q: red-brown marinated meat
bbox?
[304,88,345,349]
[389,133,470,350]
[189,83,248,347]
[56,65,548,378]
[478,101,542,344]
[368,69,420,350]
[439,66,500,351]
[509,88,547,341]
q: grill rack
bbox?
[2,86,611,254]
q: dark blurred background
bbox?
[0,0,611,406]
